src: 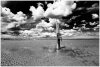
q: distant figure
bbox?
[57,32,62,49]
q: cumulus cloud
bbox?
[12,11,27,24]
[1,7,14,19]
[44,0,77,18]
[92,13,98,19]
[1,7,26,23]
[1,7,27,33]
[36,20,52,28]
[5,22,18,29]
[49,18,58,25]
[29,0,77,31]
[89,22,97,26]
[36,20,55,32]
[29,3,44,21]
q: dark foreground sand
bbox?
[1,39,99,66]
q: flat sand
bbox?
[1,39,99,66]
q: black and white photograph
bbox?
[1,0,99,66]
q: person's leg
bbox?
[57,38,61,50]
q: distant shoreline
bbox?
[1,33,99,40]
[1,36,99,40]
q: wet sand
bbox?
[1,39,99,66]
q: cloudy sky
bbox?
[1,0,53,15]
[1,0,99,33]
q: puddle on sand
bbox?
[42,45,93,58]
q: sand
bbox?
[1,39,99,66]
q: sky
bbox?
[1,0,99,32]
[1,1,53,16]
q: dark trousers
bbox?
[57,37,61,50]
